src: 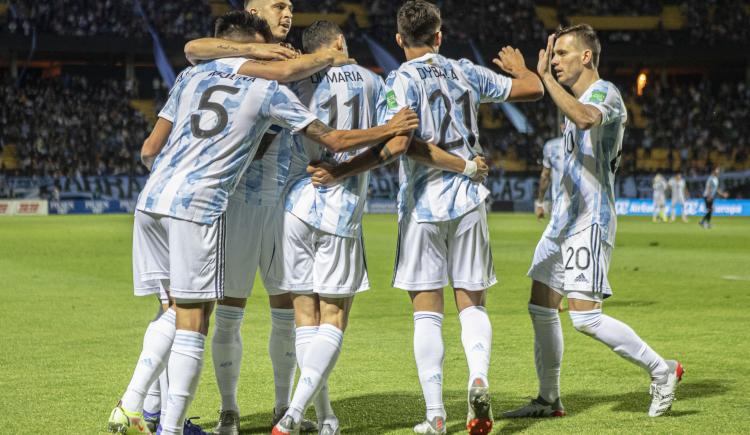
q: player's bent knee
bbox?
[569,309,602,335]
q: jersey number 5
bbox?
[191,85,240,138]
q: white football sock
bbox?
[294,325,334,420]
[458,306,492,388]
[159,366,169,422]
[287,324,343,423]
[143,380,161,415]
[570,309,669,382]
[121,309,176,413]
[212,305,244,412]
[528,304,563,403]
[269,308,297,411]
[161,330,205,435]
[413,311,445,420]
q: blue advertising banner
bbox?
[615,199,750,217]
[49,200,137,215]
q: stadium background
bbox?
[1,0,749,215]
[1,1,750,434]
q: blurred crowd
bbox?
[633,79,750,174]
[6,0,211,39]
[0,75,149,179]
[3,0,749,46]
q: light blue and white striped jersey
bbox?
[704,175,719,198]
[668,176,686,201]
[384,53,511,222]
[544,80,627,244]
[136,58,317,225]
[236,124,292,206]
[284,65,388,238]
[653,174,667,196]
[542,136,564,202]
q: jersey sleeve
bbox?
[462,61,512,103]
[383,70,418,122]
[267,85,318,133]
[584,81,627,126]
[158,67,193,122]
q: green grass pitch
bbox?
[1,214,749,434]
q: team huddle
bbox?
[107,1,683,435]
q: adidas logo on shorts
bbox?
[575,273,588,283]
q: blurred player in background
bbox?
[699,167,728,229]
[505,24,683,420]
[652,173,667,223]
[668,173,689,223]
[535,124,564,221]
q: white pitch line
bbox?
[722,275,750,281]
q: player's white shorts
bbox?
[224,200,279,299]
[653,193,666,207]
[132,210,225,302]
[527,224,612,302]
[265,211,369,297]
[393,203,497,291]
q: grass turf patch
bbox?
[0,214,748,433]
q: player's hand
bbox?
[245,43,298,61]
[535,200,546,220]
[471,156,488,183]
[324,48,357,67]
[307,161,337,187]
[721,192,730,199]
[537,34,555,78]
[280,42,302,56]
[386,108,419,136]
[492,46,527,78]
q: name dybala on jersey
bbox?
[544,80,627,245]
[384,53,512,222]
[137,58,317,225]
[284,64,388,238]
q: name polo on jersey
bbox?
[284,64,388,238]
[136,58,317,225]
[544,79,627,245]
[543,136,564,202]
[384,53,512,223]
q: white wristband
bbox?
[463,160,477,178]
[535,200,545,209]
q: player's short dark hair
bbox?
[302,20,344,53]
[214,10,273,42]
[555,23,601,68]
[397,0,441,48]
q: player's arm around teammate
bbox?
[185,0,297,64]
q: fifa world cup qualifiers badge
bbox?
[589,90,606,103]
[386,90,399,109]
